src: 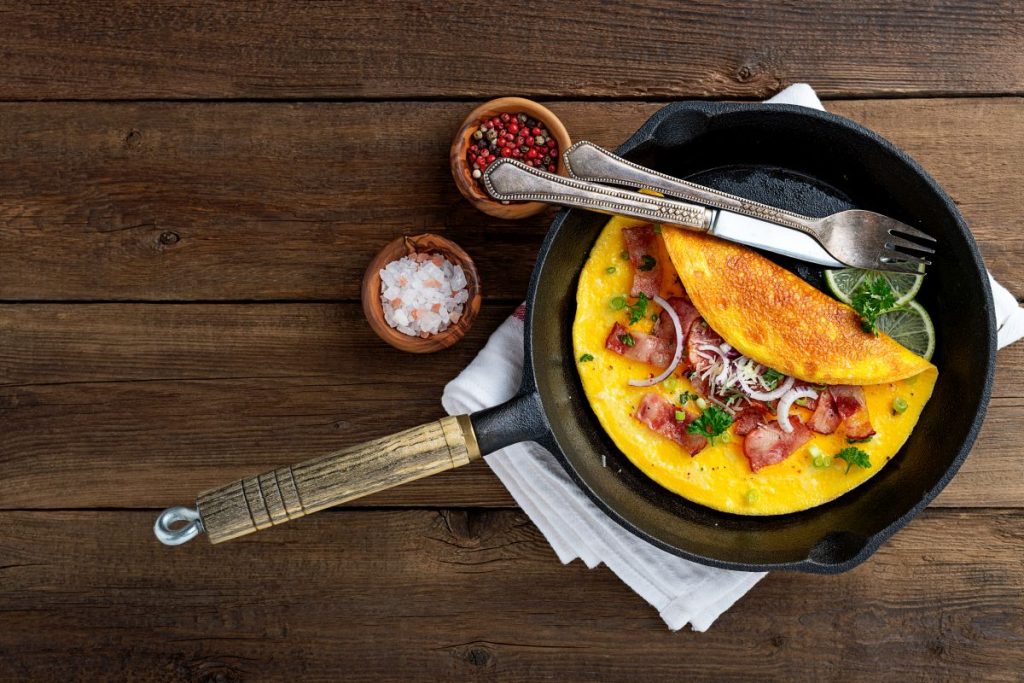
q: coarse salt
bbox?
[380,253,469,338]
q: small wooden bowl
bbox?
[362,233,481,353]
[450,96,572,220]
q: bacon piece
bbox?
[633,393,707,455]
[651,295,702,347]
[806,388,841,435]
[686,320,727,371]
[734,405,767,437]
[605,322,673,368]
[830,385,876,440]
[623,224,662,298]
[742,417,812,472]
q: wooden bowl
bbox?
[362,233,481,353]
[450,96,572,220]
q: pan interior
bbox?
[525,103,993,571]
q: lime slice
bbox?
[875,300,935,360]
[825,265,924,307]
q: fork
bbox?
[562,141,936,273]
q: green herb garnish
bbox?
[835,447,871,474]
[851,276,898,335]
[638,255,657,272]
[579,353,594,363]
[687,405,733,445]
[626,293,649,325]
[679,391,698,404]
[610,295,627,310]
[761,368,784,390]
[618,333,635,347]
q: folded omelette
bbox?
[573,216,937,515]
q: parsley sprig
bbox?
[687,405,733,445]
[638,255,657,272]
[851,277,897,335]
[761,368,784,390]
[836,447,871,474]
[625,292,649,325]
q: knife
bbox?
[482,157,845,268]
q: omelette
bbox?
[573,216,937,515]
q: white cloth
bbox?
[442,84,1024,631]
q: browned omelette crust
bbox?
[662,227,934,385]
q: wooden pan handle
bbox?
[196,415,480,544]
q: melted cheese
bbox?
[573,217,937,515]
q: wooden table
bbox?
[1,2,1022,680]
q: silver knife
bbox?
[482,158,845,268]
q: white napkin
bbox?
[442,84,1024,631]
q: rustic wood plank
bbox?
[0,509,1020,682]
[0,303,1020,509]
[0,1,1021,100]
[0,98,1020,301]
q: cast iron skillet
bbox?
[471,101,995,573]
[160,102,995,572]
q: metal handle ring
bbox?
[154,506,204,546]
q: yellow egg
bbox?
[573,216,938,515]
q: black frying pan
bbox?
[472,100,995,572]
[158,102,995,573]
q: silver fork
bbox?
[563,141,936,273]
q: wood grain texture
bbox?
[0,303,1020,509]
[0,1,1021,100]
[0,98,1020,301]
[0,509,1021,682]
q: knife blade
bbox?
[708,210,845,268]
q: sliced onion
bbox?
[740,374,795,402]
[697,344,731,386]
[628,295,683,387]
[776,387,819,433]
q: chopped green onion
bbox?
[892,397,909,414]
[812,454,833,469]
[638,255,657,272]
[651,313,659,321]
[695,397,708,411]
[618,333,635,347]
[653,224,663,234]
[674,410,687,422]
[610,295,627,310]
[847,436,873,444]
[663,377,679,392]
[579,353,594,363]
[745,489,760,504]
[808,444,824,458]
[620,250,629,260]
[606,266,616,274]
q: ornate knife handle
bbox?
[482,158,713,231]
[563,141,815,235]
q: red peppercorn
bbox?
[508,123,519,134]
[525,136,534,147]
[526,149,538,159]
[512,149,521,157]
[531,126,542,136]
[500,147,512,157]
[547,138,557,148]
[500,112,511,122]
[548,164,556,172]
